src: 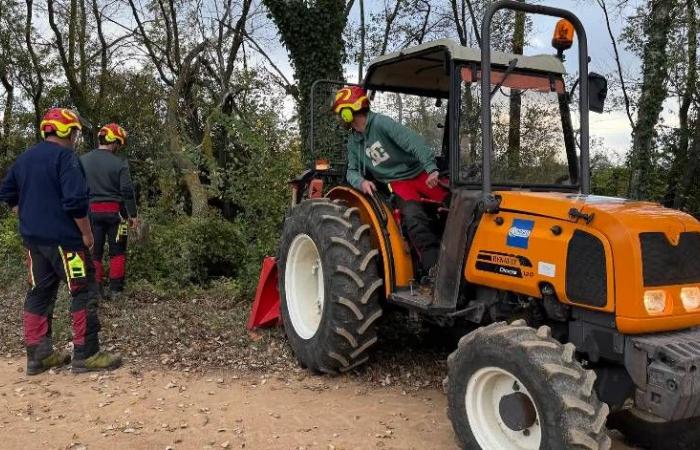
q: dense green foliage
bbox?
[0,211,23,285]
[1,0,700,298]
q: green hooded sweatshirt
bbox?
[346,111,438,190]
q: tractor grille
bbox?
[640,232,700,287]
[566,230,608,307]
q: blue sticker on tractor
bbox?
[506,219,535,249]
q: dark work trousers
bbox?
[24,244,101,360]
[389,172,449,274]
[91,211,128,292]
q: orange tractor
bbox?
[249,1,700,448]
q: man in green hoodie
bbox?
[332,86,448,282]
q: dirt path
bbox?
[0,358,633,450]
[0,358,455,450]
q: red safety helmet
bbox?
[39,108,82,139]
[98,123,128,146]
[332,86,370,123]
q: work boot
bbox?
[107,288,124,302]
[72,351,123,373]
[418,265,438,297]
[26,342,71,376]
[98,285,110,301]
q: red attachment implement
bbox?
[247,257,281,330]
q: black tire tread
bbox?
[446,322,611,450]
[278,199,383,375]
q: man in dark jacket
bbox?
[0,108,122,374]
[80,123,138,298]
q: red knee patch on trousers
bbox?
[94,260,104,284]
[24,312,48,345]
[110,254,126,279]
[72,309,87,346]
[390,172,448,202]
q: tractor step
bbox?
[390,287,434,311]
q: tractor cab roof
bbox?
[364,38,566,98]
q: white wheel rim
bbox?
[285,234,325,340]
[466,366,542,450]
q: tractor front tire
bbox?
[278,199,383,374]
[446,321,611,450]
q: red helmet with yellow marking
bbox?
[39,108,82,139]
[98,123,128,146]
[332,86,370,123]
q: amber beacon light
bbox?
[552,19,574,52]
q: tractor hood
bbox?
[497,191,700,333]
[498,192,699,234]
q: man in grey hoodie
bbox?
[80,123,138,298]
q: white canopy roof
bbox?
[365,39,566,97]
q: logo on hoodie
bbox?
[366,141,390,166]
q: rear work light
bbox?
[315,159,330,171]
[681,287,700,311]
[644,290,667,315]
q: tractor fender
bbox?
[327,186,413,296]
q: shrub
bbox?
[126,209,246,289]
[0,211,24,285]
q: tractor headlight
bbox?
[681,287,700,311]
[644,290,667,315]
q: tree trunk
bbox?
[628,0,675,200]
[665,0,697,207]
[677,119,700,208]
[262,0,350,163]
[25,0,43,138]
[358,0,365,83]
[507,8,525,177]
[0,71,14,156]
[166,42,210,216]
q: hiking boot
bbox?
[26,348,71,376]
[98,285,110,301]
[72,351,123,373]
[418,265,438,296]
[107,288,124,301]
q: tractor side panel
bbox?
[327,187,414,295]
[465,211,615,313]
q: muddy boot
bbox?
[72,351,123,373]
[26,339,71,376]
[418,265,438,297]
[98,285,110,301]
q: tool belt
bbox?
[89,201,121,214]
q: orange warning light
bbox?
[552,19,574,52]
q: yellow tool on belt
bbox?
[117,220,128,243]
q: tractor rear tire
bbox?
[278,199,383,374]
[446,321,611,450]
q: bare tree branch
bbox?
[358,0,365,82]
[465,0,481,47]
[167,0,182,67]
[244,30,295,96]
[126,0,173,86]
[380,0,402,55]
[24,0,44,134]
[223,0,253,87]
[451,0,467,45]
[344,0,356,18]
[155,0,177,72]
[597,0,634,130]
